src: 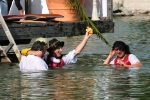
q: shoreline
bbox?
[113,0,150,16]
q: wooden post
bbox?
[107,0,113,21]
[25,0,31,14]
[0,13,21,62]
[0,46,11,62]
[91,0,100,21]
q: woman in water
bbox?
[103,41,142,67]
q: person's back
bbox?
[19,55,48,70]
[19,41,48,70]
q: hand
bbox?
[74,28,93,56]
[28,50,43,57]
[109,48,115,57]
[118,59,127,67]
[85,29,93,39]
[35,51,43,57]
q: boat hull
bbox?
[0,20,114,46]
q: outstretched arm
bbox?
[74,30,92,56]
[103,49,115,64]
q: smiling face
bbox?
[112,41,131,59]
[114,47,126,58]
[52,46,63,57]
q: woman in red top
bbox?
[103,41,142,67]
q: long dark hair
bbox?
[112,41,131,54]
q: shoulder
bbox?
[20,55,27,64]
[129,54,138,58]
[62,50,75,57]
[67,50,75,55]
[128,54,140,64]
[26,55,43,61]
[62,50,77,64]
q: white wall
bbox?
[30,0,49,14]
[84,0,107,17]
[102,0,107,17]
[124,0,150,11]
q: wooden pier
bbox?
[0,15,114,62]
[0,0,114,63]
[0,14,114,46]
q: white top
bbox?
[19,55,48,70]
[110,54,140,65]
[62,50,77,64]
[44,50,77,65]
[51,57,60,63]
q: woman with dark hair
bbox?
[7,0,23,15]
[103,41,142,67]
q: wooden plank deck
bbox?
[3,14,64,22]
[0,14,114,46]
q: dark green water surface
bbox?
[0,15,150,100]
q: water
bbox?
[0,15,150,99]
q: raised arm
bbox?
[74,30,92,56]
[27,50,43,57]
[103,49,115,64]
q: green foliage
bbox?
[66,0,110,45]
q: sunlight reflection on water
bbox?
[0,15,150,99]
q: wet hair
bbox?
[112,41,131,54]
[31,41,46,51]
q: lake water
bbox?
[0,15,150,99]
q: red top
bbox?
[114,54,131,65]
[47,57,65,68]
